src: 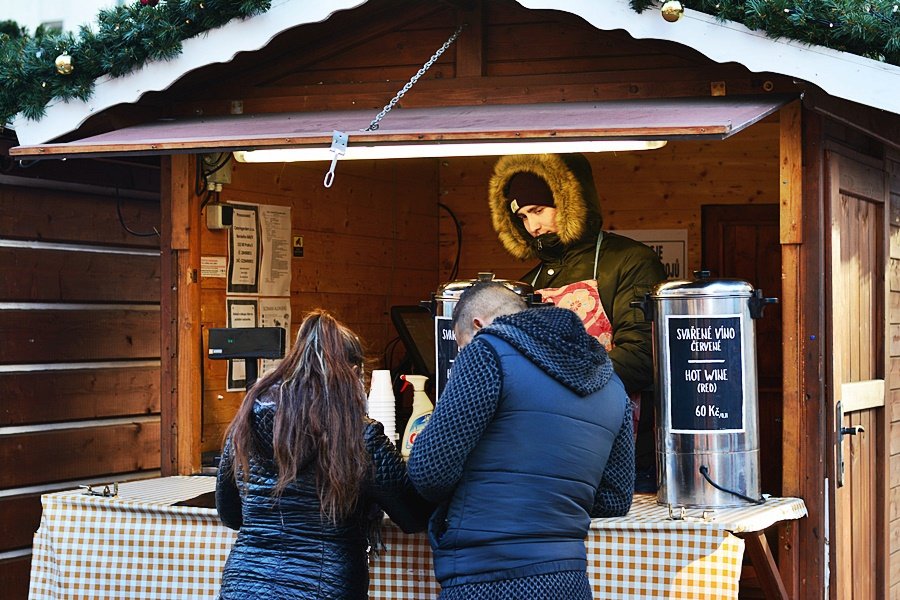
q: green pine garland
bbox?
[1,0,898,128]
[631,1,900,65]
[0,0,271,126]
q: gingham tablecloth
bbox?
[28,477,806,600]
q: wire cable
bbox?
[116,189,160,238]
[698,465,765,505]
[438,202,462,281]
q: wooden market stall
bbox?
[3,0,900,597]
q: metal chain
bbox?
[364,23,466,131]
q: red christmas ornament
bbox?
[140,0,160,6]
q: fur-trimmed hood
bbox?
[488,153,603,260]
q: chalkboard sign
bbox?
[666,315,745,433]
[435,316,457,400]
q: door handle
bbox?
[836,401,865,488]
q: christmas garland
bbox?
[0,0,898,127]
[632,1,900,65]
[0,0,271,126]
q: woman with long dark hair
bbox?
[215,309,430,599]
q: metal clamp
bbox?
[323,130,348,188]
[80,482,119,497]
[667,504,716,522]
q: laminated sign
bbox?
[666,315,745,433]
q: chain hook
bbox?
[364,23,467,132]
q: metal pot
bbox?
[425,273,538,398]
[633,271,777,508]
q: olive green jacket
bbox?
[488,153,666,394]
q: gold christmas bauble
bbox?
[55,53,74,75]
[661,0,685,23]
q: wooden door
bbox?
[826,149,888,600]
[702,204,783,496]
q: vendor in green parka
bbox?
[488,153,667,492]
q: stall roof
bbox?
[10,96,788,159]
[9,0,900,149]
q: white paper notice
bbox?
[201,256,227,279]
[259,297,292,377]
[259,204,292,297]
[228,205,260,294]
[226,298,258,392]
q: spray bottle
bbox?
[400,374,433,459]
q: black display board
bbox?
[435,316,457,400]
[666,315,745,432]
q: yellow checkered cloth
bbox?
[29,477,235,600]
[28,478,806,600]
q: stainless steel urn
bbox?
[634,273,776,508]
[427,273,537,399]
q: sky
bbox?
[1,0,123,33]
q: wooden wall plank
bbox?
[891,152,900,584]
[849,410,875,596]
[893,484,900,524]
[0,248,160,303]
[891,289,900,324]
[0,367,160,426]
[0,422,160,488]
[0,164,164,598]
[0,187,160,249]
[0,494,41,552]
[893,421,900,456]
[892,225,900,260]
[894,522,900,555]
[892,452,900,489]
[0,556,31,600]
[0,309,160,364]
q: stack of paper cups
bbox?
[367,370,397,442]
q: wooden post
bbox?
[778,100,803,598]
[779,104,827,597]
[160,154,202,475]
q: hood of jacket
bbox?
[488,153,603,261]
[479,306,613,396]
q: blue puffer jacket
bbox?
[409,307,633,589]
[215,397,431,600]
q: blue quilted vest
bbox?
[429,333,627,586]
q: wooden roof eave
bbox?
[8,0,900,150]
[526,0,900,116]
[9,96,791,159]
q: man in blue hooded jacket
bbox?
[408,282,634,599]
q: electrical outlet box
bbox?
[206,204,234,230]
[202,153,233,185]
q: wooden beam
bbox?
[780,100,803,244]
[798,107,828,597]
[160,154,202,475]
[782,106,828,597]
[455,0,483,78]
[780,239,802,597]
[743,531,790,600]
[779,100,804,598]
